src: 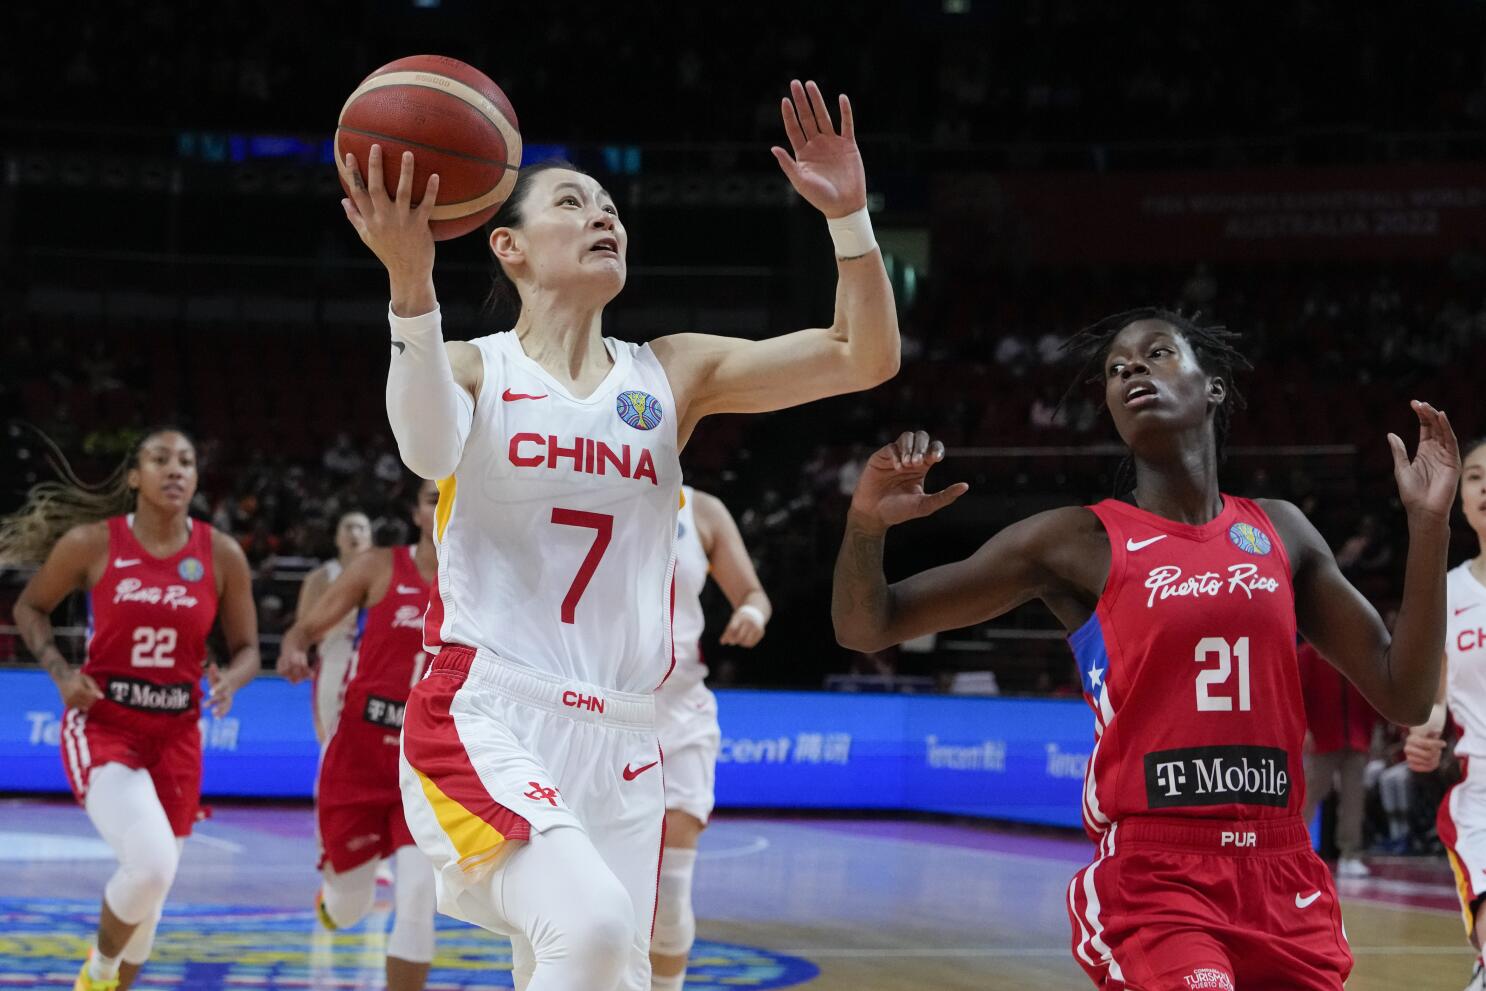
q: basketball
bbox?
[335,55,522,241]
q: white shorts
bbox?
[655,680,720,824]
[1440,753,1486,935]
[399,645,665,942]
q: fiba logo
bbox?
[616,390,664,430]
[1227,522,1272,556]
[178,557,206,581]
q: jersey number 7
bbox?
[551,509,614,624]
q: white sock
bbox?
[651,973,685,991]
[88,946,121,981]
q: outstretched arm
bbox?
[276,551,382,684]
[339,144,481,478]
[692,490,772,648]
[1274,401,1458,726]
[832,432,1083,652]
[655,81,899,445]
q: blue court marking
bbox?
[0,898,819,990]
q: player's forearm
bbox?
[1383,513,1451,725]
[830,252,900,388]
[385,305,473,479]
[222,643,261,692]
[14,603,72,684]
[832,510,896,651]
[740,589,772,623]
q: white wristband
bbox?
[826,207,877,259]
[1421,702,1447,736]
[735,604,768,628]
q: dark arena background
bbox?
[2,1,1486,988]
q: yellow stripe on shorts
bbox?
[1447,847,1477,937]
[414,766,508,871]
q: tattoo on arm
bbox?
[832,519,891,632]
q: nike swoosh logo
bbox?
[622,761,658,781]
[1295,891,1322,909]
[391,339,406,355]
[502,389,548,402]
[113,558,140,568]
[1458,604,1481,616]
[1125,535,1167,551]
[396,585,423,595]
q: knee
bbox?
[388,848,437,964]
[123,842,180,906]
[651,848,698,956]
[565,875,633,974]
[321,864,378,928]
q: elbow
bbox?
[1390,696,1435,728]
[395,441,457,482]
[833,620,885,654]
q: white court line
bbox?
[185,831,245,854]
[772,945,1474,959]
[699,835,770,861]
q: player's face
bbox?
[1102,321,1223,453]
[130,432,198,512]
[498,170,626,304]
[412,480,439,537]
[1461,442,1486,536]
[335,513,371,557]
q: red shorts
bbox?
[1067,816,1352,991]
[59,707,202,837]
[316,722,413,873]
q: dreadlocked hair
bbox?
[1060,307,1252,497]
[0,423,195,567]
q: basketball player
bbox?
[294,509,372,742]
[337,79,897,990]
[830,311,1458,991]
[651,486,770,991]
[1404,436,1486,991]
[3,428,260,991]
[278,480,439,991]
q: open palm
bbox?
[1390,400,1460,520]
[850,432,969,527]
[771,79,866,219]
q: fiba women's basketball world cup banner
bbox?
[936,164,1486,265]
[0,669,1091,828]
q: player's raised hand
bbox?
[1389,400,1461,522]
[339,145,441,289]
[849,431,969,528]
[58,670,104,711]
[771,80,866,219]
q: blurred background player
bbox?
[1299,638,1379,878]
[278,480,439,991]
[294,509,372,743]
[1,427,259,991]
[341,77,898,991]
[1406,436,1486,991]
[831,311,1459,990]
[650,485,771,991]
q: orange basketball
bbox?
[335,55,522,241]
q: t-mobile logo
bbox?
[1154,760,1188,797]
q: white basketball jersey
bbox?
[319,559,359,660]
[426,331,682,694]
[662,485,710,694]
[1448,562,1486,757]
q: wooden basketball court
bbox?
[0,799,1468,990]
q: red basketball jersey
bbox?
[85,516,218,727]
[1068,496,1305,838]
[337,546,431,762]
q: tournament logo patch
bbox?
[616,390,664,431]
[178,556,206,582]
[1227,522,1271,556]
